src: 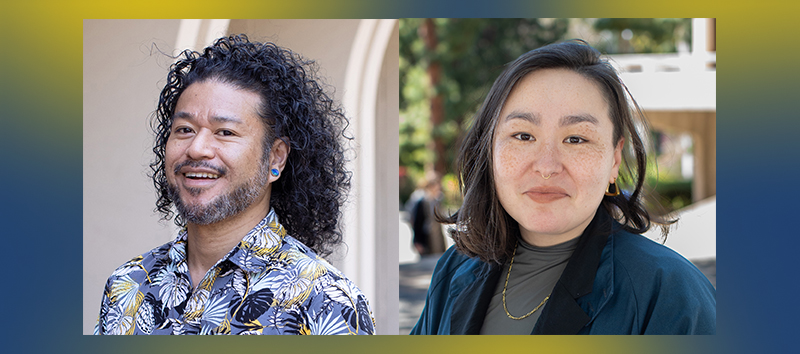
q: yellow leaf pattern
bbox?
[95,208,375,335]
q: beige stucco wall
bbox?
[83,19,183,335]
[83,19,398,335]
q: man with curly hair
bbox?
[95,35,375,335]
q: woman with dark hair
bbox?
[410,40,715,335]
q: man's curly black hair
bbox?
[150,34,351,257]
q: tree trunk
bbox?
[420,18,447,177]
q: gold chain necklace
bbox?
[502,240,550,320]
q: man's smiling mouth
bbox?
[174,160,227,182]
[184,172,220,179]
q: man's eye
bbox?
[564,136,587,144]
[512,133,534,141]
[218,129,234,136]
[175,127,193,134]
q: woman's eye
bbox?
[564,136,587,144]
[175,127,193,134]
[513,133,534,141]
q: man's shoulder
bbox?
[280,235,352,284]
[105,240,175,284]
[274,235,376,334]
[277,235,370,305]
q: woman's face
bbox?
[492,68,623,246]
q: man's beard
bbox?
[167,160,271,225]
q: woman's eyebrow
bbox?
[560,114,598,127]
[503,112,598,127]
[504,111,540,125]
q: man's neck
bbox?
[185,201,270,290]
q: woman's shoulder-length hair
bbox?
[438,39,672,264]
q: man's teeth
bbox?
[185,172,220,179]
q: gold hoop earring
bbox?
[605,179,620,196]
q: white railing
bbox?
[607,51,717,111]
[608,52,716,74]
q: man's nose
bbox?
[186,129,216,160]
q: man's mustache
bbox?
[173,160,227,176]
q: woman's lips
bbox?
[524,187,568,203]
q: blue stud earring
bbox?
[271,168,280,177]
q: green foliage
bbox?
[642,155,693,214]
[592,18,691,54]
[653,180,692,211]
[440,172,462,211]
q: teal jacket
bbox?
[410,208,716,335]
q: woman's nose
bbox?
[186,129,216,160]
[533,141,563,179]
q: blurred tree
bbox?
[399,18,569,203]
[592,18,691,54]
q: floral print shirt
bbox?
[95,209,375,335]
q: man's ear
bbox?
[268,137,290,183]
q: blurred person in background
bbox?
[411,40,715,335]
[405,172,445,255]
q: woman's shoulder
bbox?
[428,245,488,290]
[603,228,716,334]
[435,245,487,273]
[611,229,697,269]
[608,228,714,292]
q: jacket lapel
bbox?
[532,207,613,334]
[449,262,501,334]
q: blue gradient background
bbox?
[2,0,795,353]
